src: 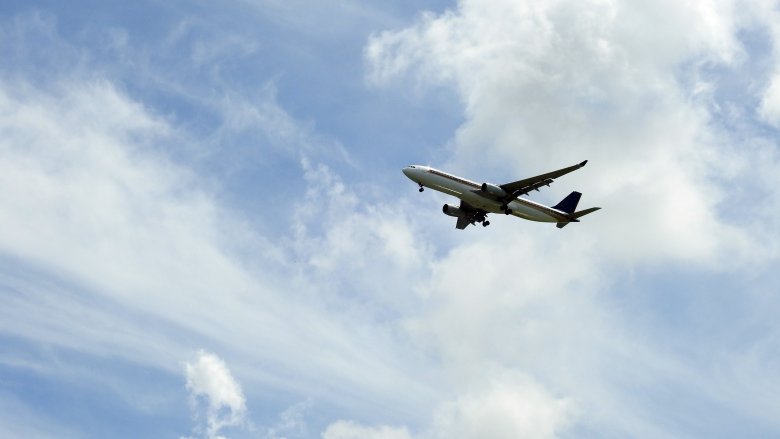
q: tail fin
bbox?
[552,191,581,214]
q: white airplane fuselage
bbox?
[402,165,569,223]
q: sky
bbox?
[1,0,780,438]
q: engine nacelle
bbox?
[442,204,467,218]
[481,182,507,198]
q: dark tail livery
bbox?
[552,191,582,214]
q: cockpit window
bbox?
[409,165,415,168]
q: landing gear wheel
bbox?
[483,221,490,227]
[418,186,424,192]
[504,208,513,215]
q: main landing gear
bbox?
[418,184,424,192]
[477,211,490,227]
[500,204,512,215]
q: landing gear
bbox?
[504,208,513,215]
[500,204,507,210]
[418,184,424,192]
[478,211,490,227]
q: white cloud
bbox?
[290,159,433,313]
[322,421,413,439]
[323,373,572,439]
[429,373,573,439]
[759,74,780,127]
[754,2,780,128]
[212,84,354,165]
[185,351,247,439]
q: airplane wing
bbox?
[455,200,479,229]
[499,160,588,197]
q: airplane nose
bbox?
[402,167,411,178]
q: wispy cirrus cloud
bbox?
[0,10,437,437]
[263,399,313,439]
[0,69,436,426]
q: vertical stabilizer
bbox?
[552,191,581,214]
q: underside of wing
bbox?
[454,200,481,229]
[499,160,588,196]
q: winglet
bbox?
[579,160,588,167]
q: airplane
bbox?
[402,161,600,229]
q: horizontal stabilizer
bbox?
[556,206,600,229]
[572,207,601,218]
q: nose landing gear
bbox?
[418,184,424,192]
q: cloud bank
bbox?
[342,0,780,436]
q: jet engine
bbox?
[480,182,507,198]
[442,204,467,218]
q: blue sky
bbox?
[2,1,780,438]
